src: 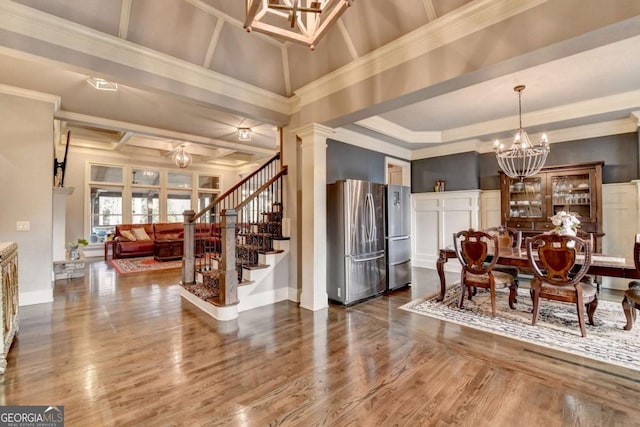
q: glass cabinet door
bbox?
[550,172,593,220]
[507,176,543,218]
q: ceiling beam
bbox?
[203,17,225,69]
[281,46,292,96]
[421,0,437,22]
[337,19,358,60]
[113,131,135,151]
[118,0,132,39]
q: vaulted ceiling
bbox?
[0,0,639,167]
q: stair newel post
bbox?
[182,209,196,285]
[220,209,239,306]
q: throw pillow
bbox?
[132,227,151,241]
[120,230,137,241]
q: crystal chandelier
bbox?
[244,0,354,50]
[494,85,550,180]
[172,145,192,169]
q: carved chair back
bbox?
[526,233,591,287]
[453,229,498,275]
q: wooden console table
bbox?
[436,247,640,301]
[0,242,19,373]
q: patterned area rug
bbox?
[400,286,640,372]
[110,257,182,274]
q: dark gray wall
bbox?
[326,139,388,184]
[411,151,480,193]
[415,133,639,192]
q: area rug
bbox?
[400,286,640,372]
[109,257,182,275]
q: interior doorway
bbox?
[385,157,411,187]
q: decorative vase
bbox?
[69,246,80,260]
[556,223,576,248]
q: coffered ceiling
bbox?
[0,0,639,166]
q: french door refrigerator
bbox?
[386,184,412,290]
[327,179,386,304]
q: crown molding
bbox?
[411,117,637,159]
[55,110,278,156]
[294,0,549,108]
[333,127,412,160]
[0,1,293,115]
[0,83,60,111]
[355,116,441,143]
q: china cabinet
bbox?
[500,162,603,248]
[0,242,18,373]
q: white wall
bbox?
[0,91,56,305]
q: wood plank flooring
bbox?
[2,261,639,426]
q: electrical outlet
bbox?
[16,221,30,231]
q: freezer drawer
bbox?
[388,259,411,290]
[328,252,386,304]
[387,236,411,264]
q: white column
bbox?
[294,123,334,311]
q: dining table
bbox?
[435,247,640,302]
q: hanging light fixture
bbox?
[172,145,192,169]
[244,0,354,50]
[494,85,550,180]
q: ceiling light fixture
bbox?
[244,0,354,50]
[494,85,549,180]
[172,145,192,169]
[238,128,252,142]
[86,77,119,92]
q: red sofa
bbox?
[113,223,222,259]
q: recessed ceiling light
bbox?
[86,77,119,92]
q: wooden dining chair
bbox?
[622,234,640,331]
[485,225,522,293]
[453,229,517,316]
[526,233,597,337]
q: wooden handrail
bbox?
[236,166,288,211]
[191,152,281,222]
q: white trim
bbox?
[384,157,411,186]
[294,0,549,107]
[20,289,53,306]
[203,18,225,69]
[0,1,293,115]
[55,110,278,156]
[422,0,438,21]
[0,83,60,111]
[356,116,441,143]
[411,118,637,160]
[337,19,359,60]
[180,287,238,321]
[333,127,412,160]
[118,0,132,39]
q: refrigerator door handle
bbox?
[367,192,375,242]
[352,253,385,263]
[389,236,410,241]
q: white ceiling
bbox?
[0,0,639,165]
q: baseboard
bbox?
[238,286,289,312]
[180,287,238,321]
[19,289,53,306]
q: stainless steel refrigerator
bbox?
[386,184,412,290]
[327,180,386,304]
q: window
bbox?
[132,189,159,224]
[89,186,122,243]
[86,163,222,239]
[167,190,192,222]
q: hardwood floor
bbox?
[2,261,639,426]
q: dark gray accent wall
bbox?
[414,133,638,192]
[411,151,480,193]
[326,139,387,184]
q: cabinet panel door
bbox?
[548,170,596,222]
[505,176,544,220]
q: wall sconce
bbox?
[238,128,252,142]
[172,145,192,168]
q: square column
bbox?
[295,124,334,311]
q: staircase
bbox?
[180,153,288,319]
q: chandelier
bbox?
[244,0,354,50]
[172,145,192,169]
[494,85,550,180]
